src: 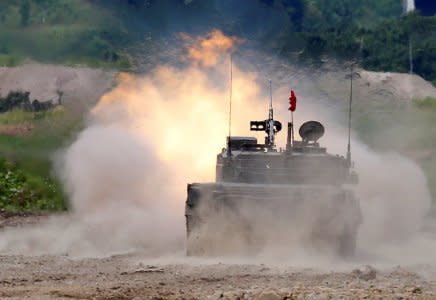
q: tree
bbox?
[20,0,31,27]
[282,0,306,32]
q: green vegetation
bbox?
[0,0,434,82]
[0,158,65,212]
[0,107,81,212]
[274,1,436,84]
[285,0,402,30]
[415,96,436,110]
[0,0,130,69]
[0,54,23,67]
[353,97,436,204]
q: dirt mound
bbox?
[0,64,118,109]
[315,67,436,105]
[359,70,436,101]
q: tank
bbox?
[185,95,361,257]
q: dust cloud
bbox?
[0,30,434,266]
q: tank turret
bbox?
[216,103,358,185]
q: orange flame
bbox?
[91,30,274,182]
[93,66,266,182]
[185,29,239,67]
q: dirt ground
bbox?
[1,254,435,300]
[0,214,435,300]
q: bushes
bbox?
[0,158,66,212]
[270,0,436,83]
[0,91,55,113]
[0,108,77,213]
[0,159,34,211]
[296,13,436,83]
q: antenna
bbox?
[227,54,233,157]
[269,80,273,113]
[347,63,353,166]
[268,80,275,149]
[250,80,282,150]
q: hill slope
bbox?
[1,0,434,80]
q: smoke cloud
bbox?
[0,30,434,267]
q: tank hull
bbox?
[185,182,361,257]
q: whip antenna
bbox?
[227,54,233,157]
[268,80,275,148]
[347,64,353,166]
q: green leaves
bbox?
[0,1,129,68]
[0,108,74,213]
[0,159,66,212]
[295,9,436,83]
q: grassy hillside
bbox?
[0,108,81,212]
[0,0,434,84]
[0,0,130,68]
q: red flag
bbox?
[289,90,297,112]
